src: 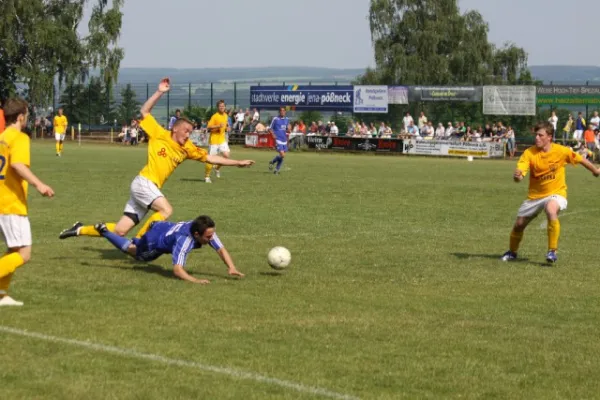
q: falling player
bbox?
[53,108,68,157]
[59,78,254,242]
[501,121,600,264]
[204,100,231,183]
[94,215,244,284]
[268,107,291,174]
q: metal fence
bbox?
[49,80,352,129]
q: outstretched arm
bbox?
[141,78,170,117]
[206,155,254,167]
[173,264,210,284]
[579,157,600,177]
[216,248,244,277]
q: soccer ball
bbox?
[267,246,291,270]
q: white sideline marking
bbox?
[538,209,598,229]
[0,326,359,400]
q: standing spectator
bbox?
[506,126,516,158]
[590,111,600,131]
[574,112,586,142]
[129,119,139,146]
[548,111,558,135]
[168,109,180,130]
[562,114,573,144]
[403,112,413,131]
[417,111,427,130]
[234,109,245,133]
[584,124,596,154]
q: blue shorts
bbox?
[276,143,288,152]
[133,233,161,262]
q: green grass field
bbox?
[2,142,600,399]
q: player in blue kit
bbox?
[94,215,244,284]
[268,107,291,174]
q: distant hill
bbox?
[529,65,600,84]
[108,65,600,85]
[112,67,365,84]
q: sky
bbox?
[82,0,600,69]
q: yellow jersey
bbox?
[54,115,68,134]
[0,127,31,215]
[138,114,208,188]
[517,143,582,200]
[207,112,228,145]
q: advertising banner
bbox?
[483,86,536,116]
[353,85,389,113]
[250,85,354,111]
[306,136,403,152]
[388,86,409,104]
[245,133,275,148]
[408,86,483,102]
[536,85,600,105]
[403,139,504,158]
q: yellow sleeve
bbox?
[183,141,208,162]
[565,146,583,165]
[207,115,217,128]
[139,114,164,139]
[516,149,531,177]
[11,133,31,166]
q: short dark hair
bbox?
[3,98,28,125]
[190,215,215,236]
[172,116,193,130]
[216,100,225,107]
[533,121,554,137]
[175,109,181,113]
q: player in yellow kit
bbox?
[59,78,255,241]
[204,100,231,183]
[0,98,55,306]
[501,121,600,264]
[53,108,68,157]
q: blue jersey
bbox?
[134,221,223,267]
[270,116,290,143]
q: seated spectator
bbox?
[445,122,454,138]
[318,120,326,134]
[435,123,445,138]
[330,122,339,135]
[310,121,318,134]
[255,121,267,133]
[298,120,306,134]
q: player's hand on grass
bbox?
[194,279,210,285]
[594,168,600,177]
[237,160,255,168]
[513,169,523,182]
[158,78,170,93]
[37,183,55,197]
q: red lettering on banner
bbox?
[377,140,396,150]
[333,138,351,147]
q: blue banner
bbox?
[250,85,354,111]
